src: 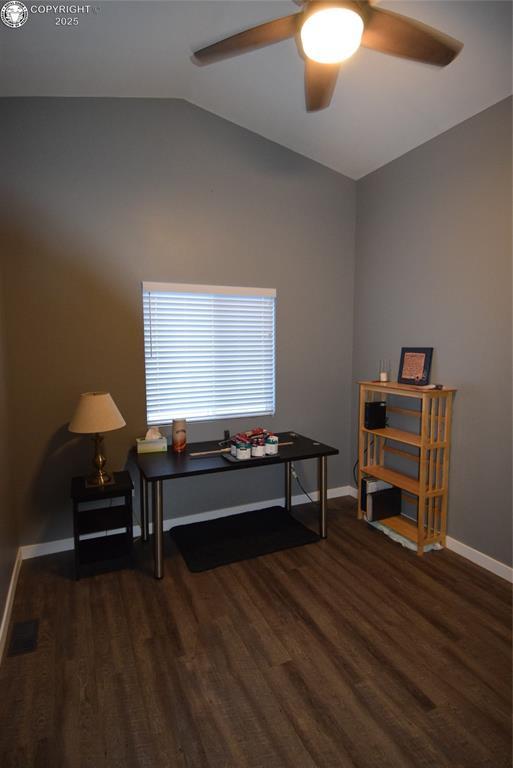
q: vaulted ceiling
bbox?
[1,1,511,178]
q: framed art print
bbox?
[398,347,433,386]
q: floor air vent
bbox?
[7,619,39,656]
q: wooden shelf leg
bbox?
[417,395,429,556]
[440,392,453,546]
[357,384,365,519]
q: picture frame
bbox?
[398,347,433,386]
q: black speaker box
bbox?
[364,401,387,429]
[368,487,401,522]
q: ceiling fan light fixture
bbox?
[300,7,364,64]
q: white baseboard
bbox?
[348,483,511,582]
[19,486,511,584]
[0,548,22,664]
[20,485,355,560]
[446,536,513,583]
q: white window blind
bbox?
[142,282,276,425]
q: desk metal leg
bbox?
[285,461,292,513]
[318,456,327,539]
[153,480,164,579]
[140,472,150,542]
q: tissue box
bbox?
[136,437,168,454]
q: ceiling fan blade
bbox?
[194,14,300,65]
[304,58,340,112]
[361,7,463,66]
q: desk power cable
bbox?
[291,463,315,505]
[353,443,370,485]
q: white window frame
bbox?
[142,281,276,425]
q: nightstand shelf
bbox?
[77,533,132,566]
[71,471,134,579]
[358,381,456,555]
[76,505,131,535]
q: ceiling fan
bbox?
[193,1,463,112]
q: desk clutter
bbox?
[228,428,282,460]
[137,419,189,454]
[137,424,295,460]
[190,428,294,461]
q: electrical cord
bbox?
[291,463,315,504]
[353,444,370,485]
[353,412,389,484]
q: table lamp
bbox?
[69,392,126,486]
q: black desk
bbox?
[134,431,339,578]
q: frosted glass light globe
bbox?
[301,7,364,64]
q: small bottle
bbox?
[265,434,279,455]
[236,441,251,461]
[251,437,265,457]
[172,418,187,453]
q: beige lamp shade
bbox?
[69,392,126,434]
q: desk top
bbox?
[134,432,339,481]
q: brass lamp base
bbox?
[86,433,114,487]
[86,471,113,488]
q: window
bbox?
[142,282,276,425]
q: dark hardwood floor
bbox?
[0,497,511,768]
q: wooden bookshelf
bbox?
[358,381,456,555]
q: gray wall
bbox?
[0,97,356,545]
[0,265,17,616]
[2,95,510,566]
[353,97,512,566]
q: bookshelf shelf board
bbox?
[379,514,417,542]
[362,465,420,495]
[362,426,421,447]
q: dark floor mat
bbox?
[170,506,320,572]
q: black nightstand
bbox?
[71,471,134,579]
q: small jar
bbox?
[251,437,265,457]
[265,434,279,455]
[379,359,390,383]
[236,442,251,461]
[230,440,237,457]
